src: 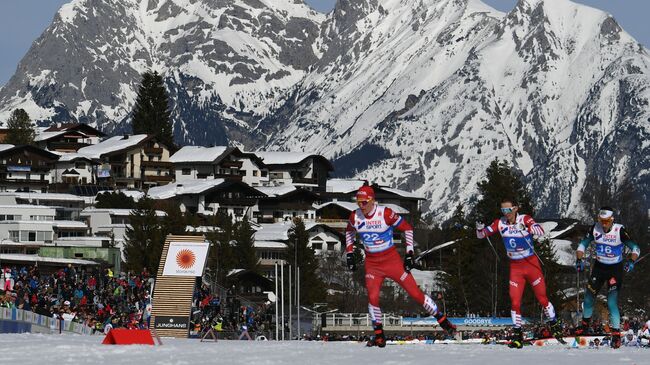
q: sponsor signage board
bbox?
[154,316,190,330]
[162,241,209,276]
[7,165,31,172]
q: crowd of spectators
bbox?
[190,283,274,339]
[1,264,154,333]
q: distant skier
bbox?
[575,206,640,349]
[345,185,456,348]
[476,198,563,348]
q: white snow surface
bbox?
[0,333,647,365]
[254,151,315,165]
[77,134,148,159]
[147,179,226,200]
[169,146,229,163]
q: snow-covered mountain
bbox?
[262,0,650,219]
[1,0,649,219]
[0,0,323,145]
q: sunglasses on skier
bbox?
[500,207,515,214]
[357,200,371,206]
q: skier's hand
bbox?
[475,222,485,231]
[624,259,635,273]
[575,258,585,272]
[346,252,357,272]
[404,252,415,272]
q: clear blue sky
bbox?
[1,0,648,87]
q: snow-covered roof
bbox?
[380,187,426,199]
[9,192,85,202]
[0,204,56,210]
[254,241,288,249]
[253,223,293,241]
[326,179,366,193]
[0,253,99,265]
[0,144,15,152]
[57,153,96,162]
[254,151,313,165]
[170,146,229,163]
[81,208,166,217]
[96,190,145,202]
[35,130,66,142]
[147,179,226,199]
[254,185,298,197]
[313,201,410,214]
[76,134,148,158]
[52,221,89,229]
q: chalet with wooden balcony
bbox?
[253,152,333,192]
[0,144,59,193]
[170,146,269,186]
[252,221,344,278]
[147,178,266,220]
[52,153,99,186]
[35,123,105,153]
[253,185,320,224]
[76,134,172,189]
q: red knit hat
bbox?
[356,186,375,201]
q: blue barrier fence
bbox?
[402,317,527,326]
[0,307,93,335]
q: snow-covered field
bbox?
[0,333,647,365]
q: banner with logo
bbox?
[162,241,209,276]
[402,317,528,326]
[154,316,190,331]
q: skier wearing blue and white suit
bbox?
[575,206,640,348]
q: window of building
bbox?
[252,170,258,177]
[182,168,191,175]
[9,231,19,241]
[312,242,322,250]
[261,171,268,177]
[75,162,86,169]
[327,242,336,251]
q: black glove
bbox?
[404,252,415,272]
[346,252,356,271]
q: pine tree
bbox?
[473,159,534,224]
[124,198,166,273]
[286,218,326,304]
[131,71,175,148]
[233,216,259,272]
[95,192,136,209]
[204,212,238,285]
[5,108,35,145]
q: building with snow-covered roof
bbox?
[147,179,266,220]
[253,151,333,192]
[252,221,344,278]
[35,123,104,153]
[0,205,90,256]
[0,145,59,193]
[0,191,87,220]
[77,134,173,189]
[170,146,268,186]
[253,185,320,223]
[52,153,98,186]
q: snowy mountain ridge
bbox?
[0,0,649,220]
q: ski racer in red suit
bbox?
[345,185,456,347]
[476,198,564,348]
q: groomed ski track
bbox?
[1,333,645,365]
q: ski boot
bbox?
[366,324,386,348]
[508,327,524,349]
[574,318,591,336]
[549,319,566,344]
[611,330,622,349]
[435,314,457,338]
